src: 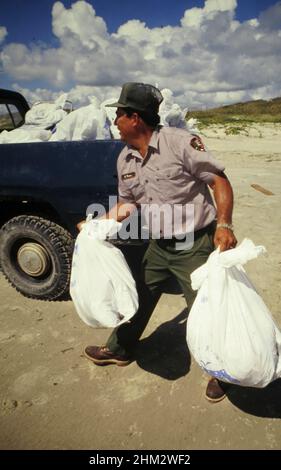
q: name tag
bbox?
[122,172,136,181]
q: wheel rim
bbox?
[16,242,51,277]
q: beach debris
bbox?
[251,184,274,196]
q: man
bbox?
[80,82,237,403]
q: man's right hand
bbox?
[77,220,86,231]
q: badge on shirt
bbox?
[121,172,136,181]
[190,136,206,152]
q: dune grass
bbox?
[187,97,281,128]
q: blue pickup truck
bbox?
[0,89,130,301]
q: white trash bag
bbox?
[186,238,281,388]
[70,219,138,328]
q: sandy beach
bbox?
[0,123,281,450]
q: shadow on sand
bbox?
[225,379,281,418]
[135,309,191,380]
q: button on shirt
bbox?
[117,126,225,237]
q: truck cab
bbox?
[0,89,30,132]
[0,89,132,301]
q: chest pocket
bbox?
[122,178,145,201]
[155,167,184,197]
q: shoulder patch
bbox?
[190,136,206,152]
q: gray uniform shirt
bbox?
[117,126,225,237]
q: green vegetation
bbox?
[187,96,281,127]
[0,114,14,130]
[225,125,249,136]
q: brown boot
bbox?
[84,345,132,366]
[205,378,229,403]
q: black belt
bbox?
[155,221,215,248]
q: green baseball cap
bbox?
[105,82,163,113]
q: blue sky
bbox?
[1,1,278,40]
[1,0,281,108]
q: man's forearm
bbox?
[104,201,137,222]
[209,172,237,251]
[77,201,136,231]
[211,173,234,223]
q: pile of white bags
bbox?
[1,87,199,143]
[70,219,138,328]
[25,100,67,129]
[50,97,111,142]
[0,128,52,144]
[159,88,199,134]
[186,238,281,388]
[0,93,68,144]
[101,98,123,139]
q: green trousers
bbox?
[106,224,215,356]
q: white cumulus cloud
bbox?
[204,0,237,13]
[2,0,281,108]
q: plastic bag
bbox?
[70,219,138,328]
[25,95,68,128]
[186,238,281,388]
[50,99,110,141]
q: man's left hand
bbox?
[214,227,237,252]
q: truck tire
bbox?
[0,215,74,300]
